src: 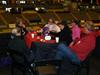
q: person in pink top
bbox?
[71,21,81,41]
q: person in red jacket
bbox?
[55,21,96,64]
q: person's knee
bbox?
[57,43,65,49]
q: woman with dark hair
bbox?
[16,18,28,38]
[57,21,72,46]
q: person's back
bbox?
[8,36,34,63]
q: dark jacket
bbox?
[58,26,72,46]
[8,36,34,63]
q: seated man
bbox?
[44,18,61,33]
[55,21,96,64]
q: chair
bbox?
[73,52,93,75]
[8,49,38,75]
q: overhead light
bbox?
[16,0,26,4]
[32,1,35,4]
[41,7,45,10]
[2,0,7,5]
[35,7,39,11]
[86,6,89,9]
[20,1,26,4]
[35,7,46,13]
[92,6,95,9]
[5,7,12,12]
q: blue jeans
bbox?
[55,43,80,64]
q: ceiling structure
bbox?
[0,0,98,6]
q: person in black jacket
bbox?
[57,21,72,46]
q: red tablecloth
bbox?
[25,32,56,48]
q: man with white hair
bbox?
[44,18,61,33]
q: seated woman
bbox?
[70,20,81,41]
[11,19,28,39]
[16,18,28,38]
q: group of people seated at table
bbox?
[10,18,97,75]
[38,18,73,45]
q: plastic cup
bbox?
[31,34,34,38]
[55,37,59,43]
